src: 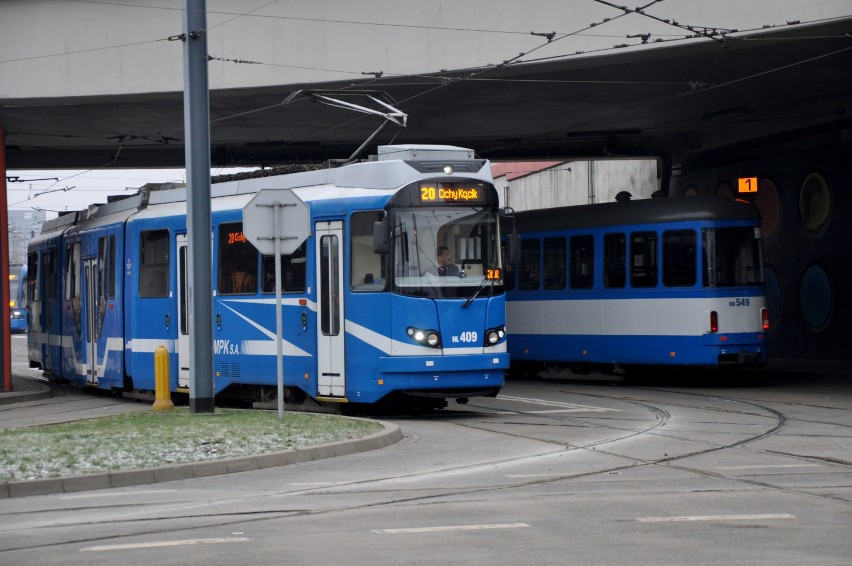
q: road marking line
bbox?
[507,474,564,478]
[637,514,794,523]
[717,464,821,470]
[81,537,250,552]
[498,395,619,412]
[62,489,178,500]
[372,523,530,534]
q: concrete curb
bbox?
[0,381,53,406]
[0,420,402,498]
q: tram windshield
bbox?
[702,226,764,287]
[390,207,504,298]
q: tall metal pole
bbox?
[183,0,214,413]
[0,127,11,393]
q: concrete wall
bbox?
[499,159,659,211]
[2,0,850,99]
[670,139,852,362]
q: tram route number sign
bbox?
[737,177,758,193]
[242,189,311,255]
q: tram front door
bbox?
[315,221,346,398]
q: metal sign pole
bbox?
[243,189,310,420]
[272,202,285,422]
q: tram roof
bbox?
[513,197,761,233]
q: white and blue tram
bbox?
[27,145,508,408]
[505,197,768,374]
[9,263,27,334]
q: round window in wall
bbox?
[763,265,781,327]
[753,178,781,238]
[716,182,733,198]
[799,172,831,235]
[800,263,832,332]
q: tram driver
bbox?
[425,245,460,277]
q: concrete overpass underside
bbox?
[3,16,852,364]
[3,18,850,171]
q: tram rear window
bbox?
[703,227,764,287]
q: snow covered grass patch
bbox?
[0,409,382,482]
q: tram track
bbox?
[2,383,850,556]
[465,384,852,504]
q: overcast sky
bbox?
[6,167,252,218]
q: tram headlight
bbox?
[485,325,506,346]
[407,327,441,348]
[11,309,24,319]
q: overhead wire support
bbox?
[593,0,730,46]
[7,176,59,183]
[531,31,556,42]
[283,89,407,162]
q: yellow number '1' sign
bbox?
[738,177,758,193]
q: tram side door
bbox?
[176,235,190,388]
[315,221,345,397]
[83,257,98,384]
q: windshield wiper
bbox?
[462,268,495,308]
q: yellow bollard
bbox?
[152,345,175,411]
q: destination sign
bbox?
[419,183,486,204]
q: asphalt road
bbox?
[2,334,851,565]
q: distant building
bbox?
[7,210,47,265]
[493,159,660,211]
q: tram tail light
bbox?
[761,308,769,330]
[709,310,718,333]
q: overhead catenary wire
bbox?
[5,1,851,207]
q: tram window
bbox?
[140,230,169,298]
[630,231,658,288]
[569,235,594,289]
[65,243,82,302]
[27,252,39,304]
[218,222,258,295]
[604,233,626,288]
[543,237,566,290]
[46,248,57,302]
[98,235,116,300]
[320,235,340,335]
[663,230,696,287]
[702,227,764,287]
[519,239,540,291]
[350,211,385,292]
[261,241,307,293]
[67,242,82,335]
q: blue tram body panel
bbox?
[506,197,768,371]
[29,145,506,408]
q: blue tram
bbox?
[27,145,508,408]
[8,264,27,333]
[505,197,768,375]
